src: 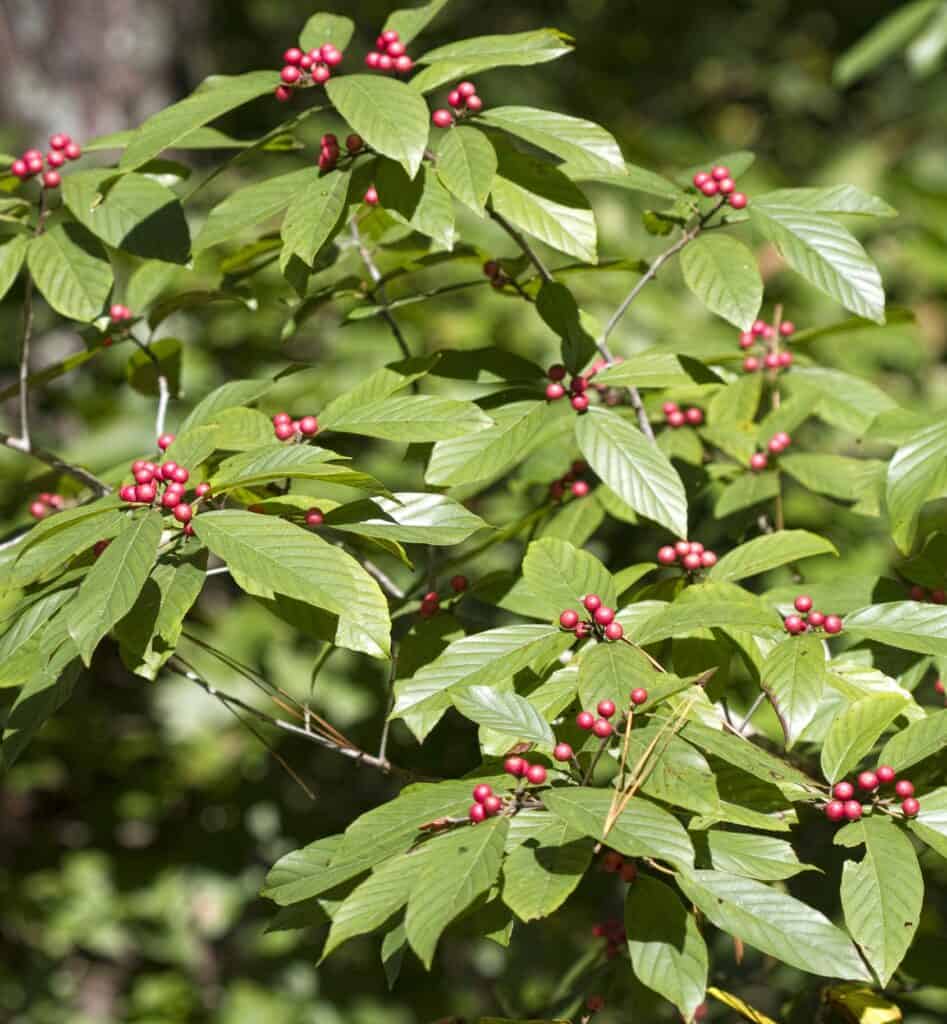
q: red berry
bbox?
[457,81,476,98]
[526,763,547,785]
[593,606,615,626]
[196,483,211,498]
[11,159,28,178]
[857,770,879,792]
[161,490,181,509]
[298,415,319,436]
[657,545,678,565]
[576,711,595,730]
[134,468,154,484]
[170,466,188,484]
[685,407,703,425]
[29,500,48,519]
[936,679,945,695]
[667,409,686,428]
[559,609,580,630]
[823,615,843,635]
[700,180,719,196]
[312,65,331,84]
[592,719,613,739]
[570,376,589,394]
[620,861,638,883]
[694,1004,708,1022]
[825,799,846,821]
[49,133,69,150]
[448,89,462,108]
[571,480,590,498]
[280,65,301,84]
[876,765,896,784]
[738,330,755,349]
[895,779,915,798]
[449,575,468,593]
[305,509,324,527]
[602,851,623,872]
[26,156,44,174]
[119,485,137,502]
[794,595,813,613]
[136,483,156,503]
[394,55,414,73]
[693,172,710,187]
[932,589,946,604]
[365,51,381,68]
[750,452,768,472]
[571,394,589,412]
[47,494,63,509]
[545,382,566,401]
[711,165,730,180]
[483,794,502,815]
[682,552,702,571]
[808,610,826,627]
[283,47,303,64]
[274,422,296,441]
[469,803,487,823]
[473,783,493,804]
[784,615,806,635]
[378,54,394,71]
[902,797,920,817]
[275,85,293,102]
[432,109,454,128]
[346,134,363,153]
[743,356,760,373]
[700,551,717,568]
[834,781,855,800]
[582,594,601,613]
[381,29,400,44]
[586,995,605,1012]
[773,430,791,449]
[597,700,616,719]
[504,755,527,777]
[553,742,574,762]
[717,177,735,194]
[93,540,110,557]
[780,321,795,336]
[604,622,624,641]
[729,192,748,209]
[323,47,344,67]
[47,150,65,168]
[764,352,780,371]
[364,186,379,206]
[157,433,174,451]
[843,800,863,821]
[173,503,193,523]
[465,95,483,112]
[630,688,648,706]
[42,170,61,189]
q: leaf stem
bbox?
[350,216,411,360]
[488,206,553,283]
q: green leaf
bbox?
[376,162,456,250]
[755,186,897,218]
[786,367,897,435]
[0,234,28,301]
[126,337,181,397]
[280,167,352,269]
[392,624,573,740]
[535,281,598,373]
[61,170,190,263]
[780,453,886,511]
[85,125,266,152]
[326,75,429,178]
[542,787,694,871]
[624,726,720,814]
[27,219,113,322]
[2,660,80,768]
[635,583,782,645]
[715,471,780,518]
[9,507,126,588]
[412,29,574,93]
[67,511,163,665]
[319,355,439,426]
[625,874,708,1021]
[383,0,452,44]
[208,445,340,490]
[677,869,871,981]
[749,200,885,323]
[119,71,276,172]
[820,693,910,783]
[707,832,814,881]
[564,161,684,200]
[327,394,492,442]
[835,816,923,985]
[844,601,947,657]
[886,421,947,553]
[592,352,690,389]
[576,407,688,537]
[327,493,487,546]
[435,125,497,213]
[680,234,762,331]
[761,635,827,748]
[521,537,616,620]
[879,710,947,772]
[405,816,509,968]
[193,510,390,658]
[708,530,838,583]
[577,642,658,718]
[298,12,355,52]
[426,400,550,487]
[193,168,314,252]
[908,785,947,858]
[453,685,556,747]
[113,549,207,680]
[479,106,624,176]
[0,588,75,688]
[490,145,597,263]
[834,1,941,85]
[501,820,594,922]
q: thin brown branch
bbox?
[0,431,111,495]
[488,207,553,283]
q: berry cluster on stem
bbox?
[272,411,319,442]
[418,575,469,619]
[482,258,515,291]
[591,918,626,961]
[907,583,946,605]
[600,848,638,883]
[662,401,703,429]
[468,782,504,822]
[118,454,206,534]
[432,81,483,127]
[824,765,921,821]
[783,594,842,635]
[740,316,795,374]
[548,459,592,501]
[28,492,64,519]
[316,132,363,173]
[560,595,624,642]
[657,539,718,572]
[692,164,747,209]
[750,431,791,472]
[365,29,414,75]
[576,698,619,738]
[275,42,344,101]
[11,134,81,190]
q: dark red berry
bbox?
[473,783,493,804]
[833,781,854,800]
[602,851,623,872]
[504,756,527,777]
[592,719,613,739]
[902,797,920,817]
[571,394,589,412]
[432,109,454,128]
[526,763,547,785]
[305,509,324,527]
[597,700,616,719]
[794,595,813,613]
[857,770,879,792]
[729,192,748,209]
[630,688,648,706]
[586,995,605,1013]
[604,622,624,640]
[895,779,915,798]
[157,433,174,451]
[825,800,845,821]
[657,545,678,565]
[450,574,468,593]
[576,711,595,730]
[545,382,566,401]
[823,615,843,635]
[553,742,573,762]
[469,803,487,823]
[593,606,615,626]
[843,800,863,821]
[559,609,579,630]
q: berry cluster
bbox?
[600,848,638,884]
[432,81,483,127]
[559,595,624,642]
[28,492,64,519]
[316,132,363,173]
[908,584,946,605]
[576,699,617,738]
[662,401,703,429]
[692,164,747,209]
[11,134,82,190]
[592,917,626,960]
[586,994,606,1012]
[545,364,593,412]
[275,42,344,101]
[482,259,514,291]
[824,766,921,821]
[657,539,718,571]
[418,575,469,618]
[741,317,795,374]
[272,411,319,442]
[365,29,414,74]
[782,594,842,635]
[468,782,504,823]
[548,459,591,501]
[749,431,791,472]
[117,457,208,533]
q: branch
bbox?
[361,557,405,599]
[128,335,170,439]
[0,431,111,495]
[488,207,553,283]
[350,217,411,360]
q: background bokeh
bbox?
[1,2,946,1022]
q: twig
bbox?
[361,557,405,599]
[488,207,553,283]
[0,431,111,495]
[738,692,767,735]
[350,217,411,360]
[128,335,170,439]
